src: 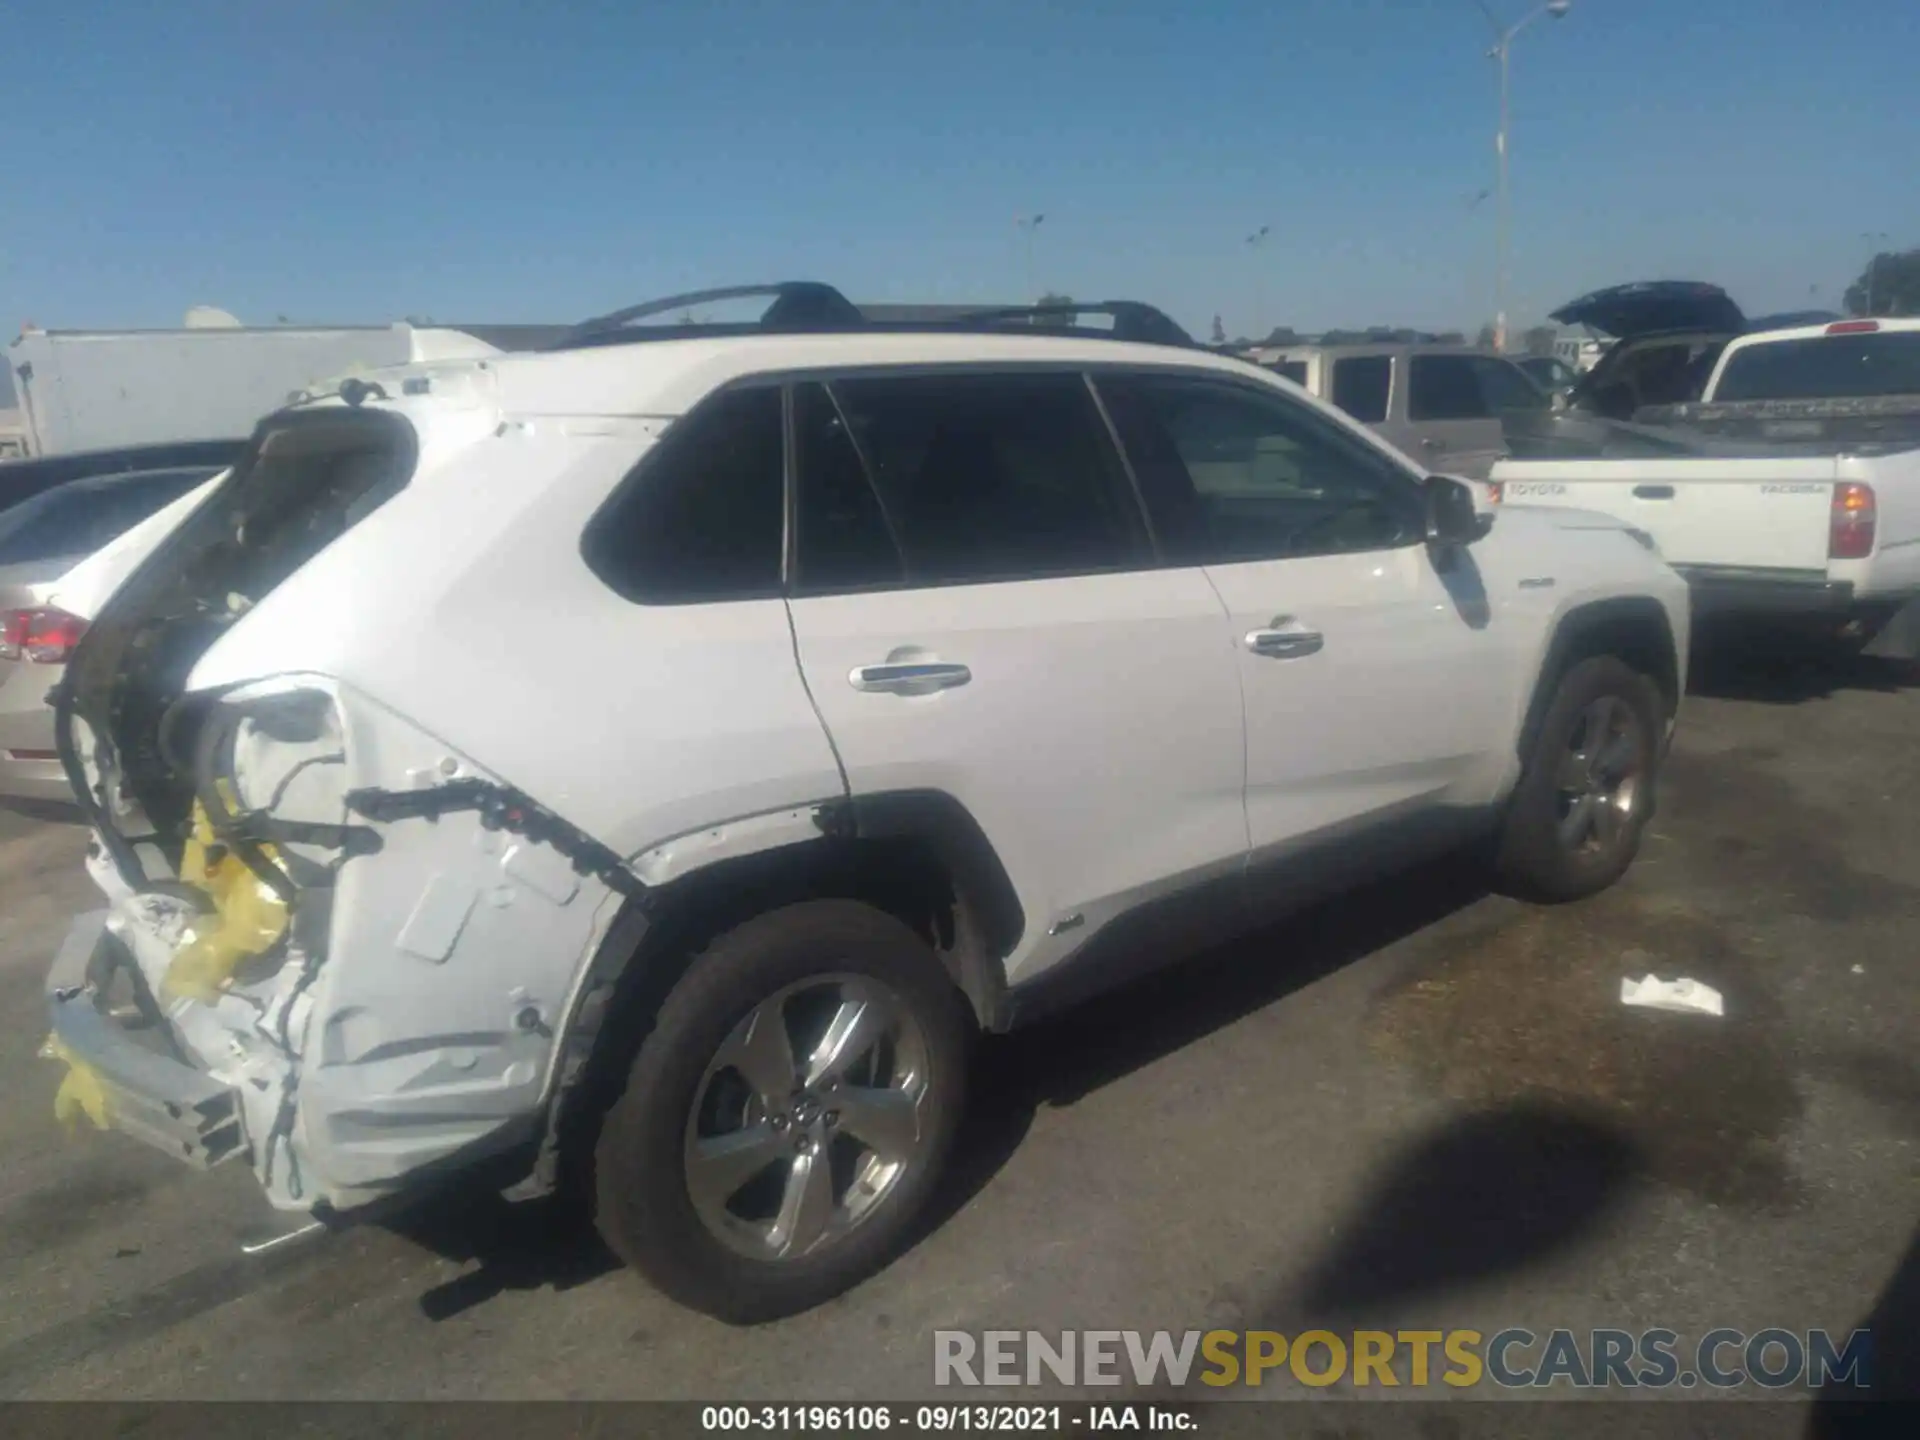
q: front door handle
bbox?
[1244,628,1324,659]
[849,661,973,696]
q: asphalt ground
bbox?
[0,641,1913,1422]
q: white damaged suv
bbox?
[43,284,1689,1321]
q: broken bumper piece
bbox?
[45,909,248,1169]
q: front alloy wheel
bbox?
[1553,693,1647,858]
[1493,654,1663,902]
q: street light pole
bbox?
[1480,1,1571,353]
[1017,214,1047,300]
[1861,230,1890,316]
[1246,225,1271,341]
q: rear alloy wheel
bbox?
[685,973,932,1262]
[594,900,969,1323]
[1496,655,1663,902]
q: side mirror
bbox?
[1425,475,1489,549]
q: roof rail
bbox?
[926,300,1195,347]
[546,284,1197,352]
[550,282,869,350]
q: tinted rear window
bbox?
[1268,360,1308,387]
[1714,332,1920,402]
[0,467,217,566]
[1331,356,1392,423]
[584,386,786,603]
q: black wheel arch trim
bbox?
[521,787,1024,1196]
[1517,597,1680,768]
[815,788,1026,1029]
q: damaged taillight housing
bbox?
[0,607,88,664]
[1830,482,1876,560]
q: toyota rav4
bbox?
[42,284,1689,1322]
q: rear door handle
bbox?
[1244,628,1324,659]
[1632,484,1675,500]
[849,661,973,696]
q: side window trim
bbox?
[1082,370,1168,564]
[821,380,912,566]
[779,383,797,593]
[784,376,910,598]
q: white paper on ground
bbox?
[1620,974,1725,1017]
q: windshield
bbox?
[0,467,219,566]
[1713,331,1920,401]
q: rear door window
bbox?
[1468,356,1551,414]
[823,372,1147,586]
[1331,355,1392,423]
[1268,360,1309,387]
[1714,332,1920,401]
[1407,355,1490,421]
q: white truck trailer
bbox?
[5,319,567,458]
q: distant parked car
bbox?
[1246,342,1550,479]
[1518,355,1579,398]
[1553,281,1748,422]
[0,439,244,516]
[0,465,223,803]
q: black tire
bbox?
[593,899,971,1323]
[1834,604,1901,656]
[1496,655,1664,903]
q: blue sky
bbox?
[2,0,1915,347]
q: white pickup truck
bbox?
[1490,317,1920,644]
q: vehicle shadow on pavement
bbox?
[1687,632,1920,705]
[1268,1099,1641,1325]
[0,797,83,829]
[913,856,1494,1249]
[392,1187,618,1323]
[1806,1219,1920,1433]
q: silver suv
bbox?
[1246,342,1550,479]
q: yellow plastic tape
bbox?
[161,791,292,1004]
[41,1034,110,1133]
